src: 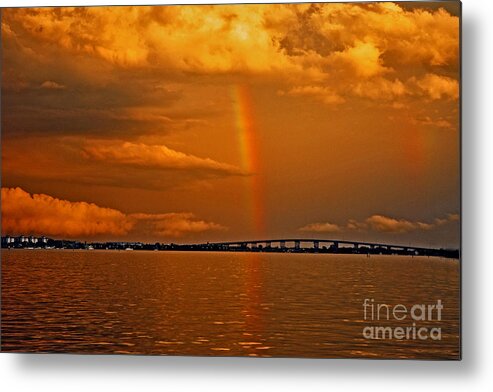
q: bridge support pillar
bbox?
[280,240,286,249]
[294,240,300,250]
[313,241,319,250]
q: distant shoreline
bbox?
[1,235,460,260]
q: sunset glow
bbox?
[1,2,460,247]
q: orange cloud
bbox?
[346,219,369,231]
[1,187,227,239]
[2,5,297,73]
[131,213,226,238]
[415,73,459,100]
[299,222,341,233]
[333,40,389,78]
[300,213,459,235]
[351,77,407,100]
[40,80,65,90]
[1,0,459,156]
[3,4,458,79]
[82,141,245,176]
[447,213,460,222]
[365,214,433,233]
[1,187,132,237]
[413,115,454,129]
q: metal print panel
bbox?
[0,1,461,359]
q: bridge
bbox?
[168,239,459,259]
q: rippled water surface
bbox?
[1,250,460,358]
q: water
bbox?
[1,250,460,359]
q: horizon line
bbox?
[1,234,459,251]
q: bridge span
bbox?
[171,239,459,259]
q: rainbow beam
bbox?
[231,84,265,237]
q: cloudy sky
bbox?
[1,2,460,247]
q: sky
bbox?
[1,2,460,247]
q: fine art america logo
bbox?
[362,298,443,341]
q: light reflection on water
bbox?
[1,250,459,359]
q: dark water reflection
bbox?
[1,250,459,359]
